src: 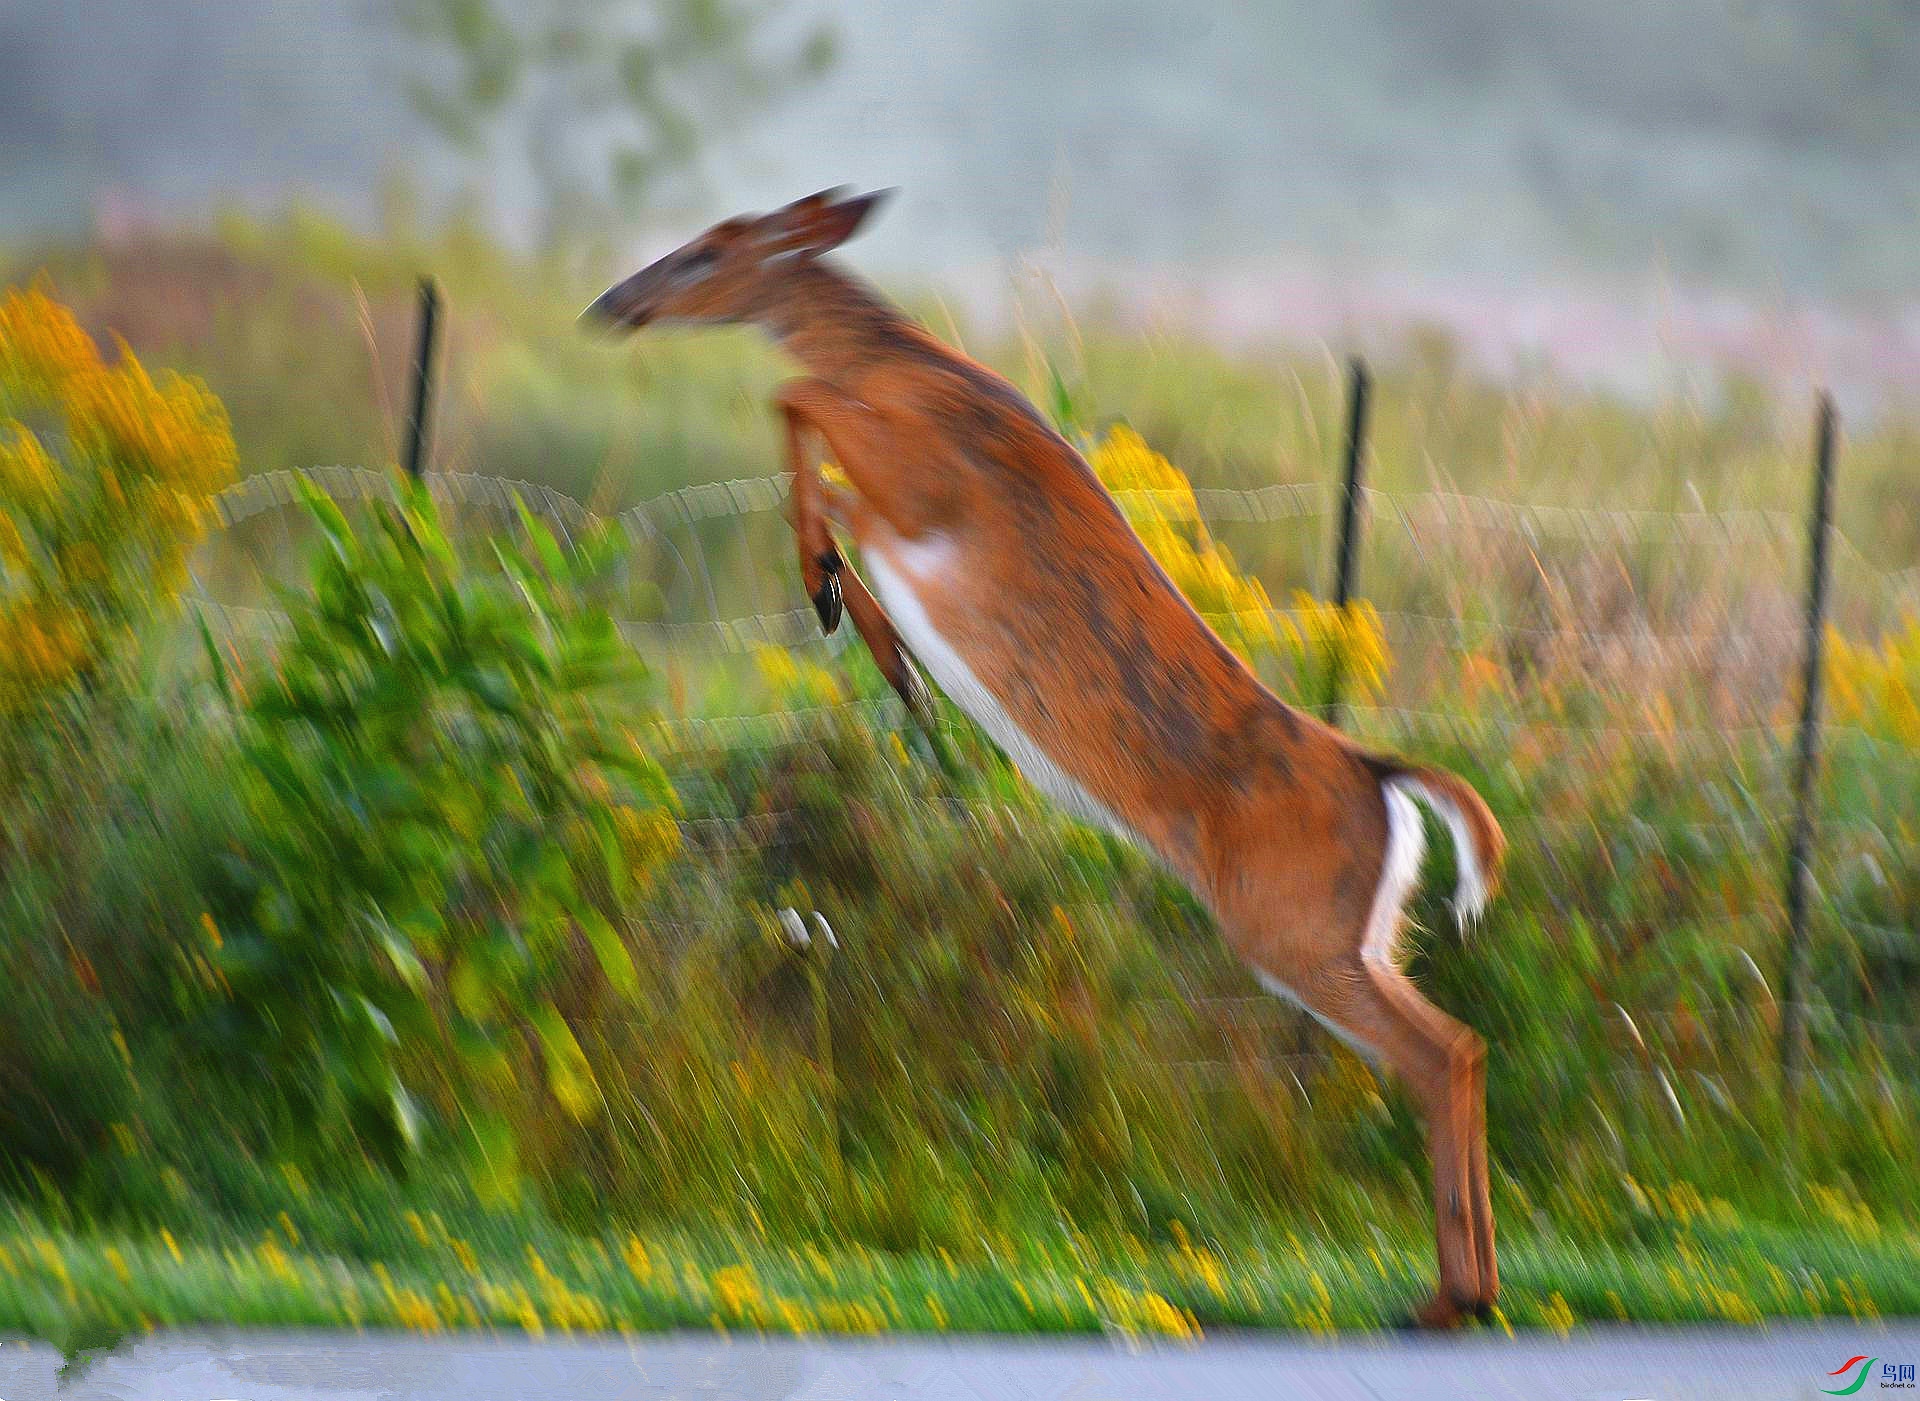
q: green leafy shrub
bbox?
[202,478,678,1183]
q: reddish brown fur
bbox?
[589,191,1508,1327]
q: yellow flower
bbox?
[1828,614,1920,747]
[613,804,681,881]
[754,644,841,706]
[0,510,28,568]
[713,1264,765,1321]
[404,1210,433,1247]
[0,285,238,714]
[0,285,98,395]
[66,350,236,494]
[0,426,60,508]
[255,1235,301,1287]
[1287,590,1389,704]
[1088,424,1281,661]
[756,645,801,693]
[0,598,87,700]
[622,1233,653,1283]
[1091,423,1200,522]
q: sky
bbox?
[4,0,1917,396]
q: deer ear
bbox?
[766,188,894,256]
[784,185,854,214]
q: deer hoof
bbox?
[811,562,843,634]
[1399,1292,1478,1332]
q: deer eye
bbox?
[670,248,719,287]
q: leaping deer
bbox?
[586,188,1507,1328]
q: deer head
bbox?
[582,187,892,331]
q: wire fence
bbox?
[193,460,1919,838]
[210,465,1920,604]
[189,432,1919,1091]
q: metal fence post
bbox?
[1779,392,1838,1101]
[402,277,441,482]
[1325,356,1371,726]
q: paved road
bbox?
[3,1324,1916,1400]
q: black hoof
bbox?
[812,570,843,634]
[1468,1299,1496,1323]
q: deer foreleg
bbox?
[780,395,846,634]
[776,383,932,724]
[775,378,945,539]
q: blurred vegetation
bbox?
[398,0,835,249]
[201,481,679,1179]
[0,223,1916,1356]
[0,285,234,718]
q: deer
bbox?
[584,188,1507,1329]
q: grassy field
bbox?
[6,1211,1916,1350]
[0,211,1915,1359]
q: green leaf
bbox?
[460,664,521,714]
[450,958,496,1022]
[579,908,638,1000]
[294,473,357,560]
[192,604,235,707]
[513,494,569,580]
[531,1003,599,1120]
[389,1081,424,1153]
[597,818,630,901]
[358,995,398,1045]
[462,1109,520,1206]
[450,1019,512,1086]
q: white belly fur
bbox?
[863,542,1142,848]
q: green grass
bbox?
[5,1213,1914,1354]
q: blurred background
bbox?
[0,0,1916,1349]
[8,0,1920,394]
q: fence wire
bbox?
[200,467,1919,657]
[190,464,1918,1080]
[214,466,1920,586]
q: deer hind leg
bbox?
[1464,1027,1496,1302]
[1285,954,1490,1327]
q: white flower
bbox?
[778,906,810,948]
[811,912,838,949]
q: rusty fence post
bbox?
[1779,392,1838,1102]
[1325,356,1371,726]
[402,276,441,482]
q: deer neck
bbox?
[757,261,925,388]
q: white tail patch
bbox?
[1361,784,1427,966]
[1386,774,1490,930]
[1266,779,1468,1052]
